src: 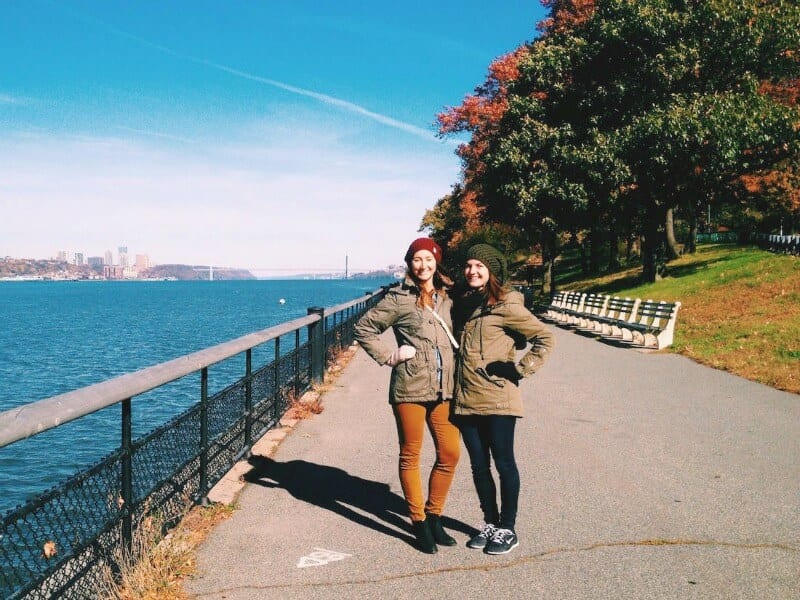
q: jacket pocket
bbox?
[404,351,424,377]
[475,366,505,388]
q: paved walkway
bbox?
[184,325,800,599]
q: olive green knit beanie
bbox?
[466,243,507,284]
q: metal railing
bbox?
[0,286,389,599]
[694,231,740,243]
[753,233,800,255]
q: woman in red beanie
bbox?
[354,238,461,554]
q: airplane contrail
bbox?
[201,60,440,141]
[116,126,196,144]
[65,8,449,144]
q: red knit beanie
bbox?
[404,237,442,264]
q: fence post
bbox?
[198,367,209,506]
[244,349,253,457]
[120,398,133,555]
[294,329,301,398]
[274,336,281,421]
[307,307,325,386]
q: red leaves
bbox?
[758,79,800,107]
[438,95,509,134]
[537,0,597,35]
[736,167,800,211]
[437,46,529,135]
[488,47,528,85]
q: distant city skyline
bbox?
[6,247,396,276]
[0,2,546,270]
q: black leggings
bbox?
[455,414,519,530]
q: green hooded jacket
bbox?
[354,279,456,403]
[453,289,554,417]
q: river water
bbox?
[0,278,391,515]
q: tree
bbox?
[432,48,530,253]
[432,0,800,286]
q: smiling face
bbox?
[410,249,437,287]
[464,259,490,290]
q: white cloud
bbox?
[0,93,22,104]
[0,117,459,273]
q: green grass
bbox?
[545,244,800,394]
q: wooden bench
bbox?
[619,299,682,349]
[593,296,641,339]
[573,293,610,330]
[530,290,681,350]
[555,292,586,325]
[545,290,580,322]
[542,291,567,321]
[560,292,587,326]
[560,292,597,326]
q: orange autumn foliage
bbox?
[435,47,531,244]
[437,94,509,134]
[737,167,800,212]
[758,79,800,107]
[537,0,596,35]
[437,46,529,136]
[460,189,485,228]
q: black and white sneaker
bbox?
[484,528,519,555]
[466,523,497,549]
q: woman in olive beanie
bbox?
[452,243,555,555]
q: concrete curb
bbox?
[206,345,358,506]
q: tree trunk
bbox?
[607,227,620,271]
[665,207,681,259]
[589,225,601,274]
[540,234,558,296]
[642,204,665,283]
[642,234,655,282]
[542,259,554,296]
[686,212,698,253]
[579,239,588,275]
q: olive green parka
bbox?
[354,279,456,403]
[453,289,554,417]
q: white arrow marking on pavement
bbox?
[297,547,352,568]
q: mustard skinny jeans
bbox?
[391,400,461,522]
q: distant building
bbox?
[103,265,124,280]
[74,253,84,266]
[118,246,129,268]
[87,256,104,267]
[104,250,113,265]
[134,254,151,271]
[56,250,69,262]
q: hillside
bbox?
[141,264,256,280]
[543,244,800,394]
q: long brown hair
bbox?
[407,267,453,308]
[483,272,507,306]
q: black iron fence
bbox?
[0,287,389,599]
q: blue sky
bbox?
[1,1,546,274]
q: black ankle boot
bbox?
[426,512,457,546]
[411,518,438,554]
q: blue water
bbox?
[0,278,390,515]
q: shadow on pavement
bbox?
[245,456,476,547]
[244,456,416,545]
